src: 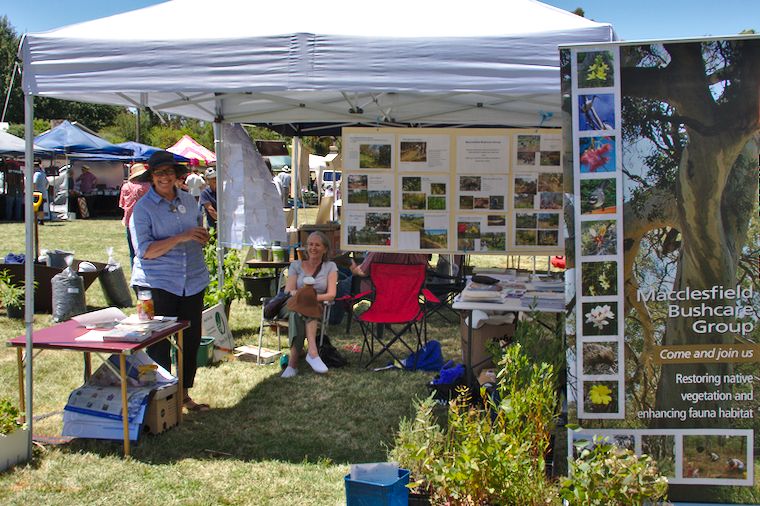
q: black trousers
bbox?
[137,287,205,390]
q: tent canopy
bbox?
[34,121,133,156]
[19,0,615,130]
[116,141,190,162]
[167,135,216,164]
[0,130,50,155]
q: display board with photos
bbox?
[562,36,760,502]
[341,127,563,254]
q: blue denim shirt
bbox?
[129,186,209,296]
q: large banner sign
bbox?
[562,37,760,503]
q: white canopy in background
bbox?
[0,130,48,155]
[20,0,615,130]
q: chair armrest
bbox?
[421,288,440,304]
[337,289,373,303]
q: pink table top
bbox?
[7,319,190,354]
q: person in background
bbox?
[280,231,338,378]
[185,165,205,202]
[276,166,291,208]
[199,166,217,230]
[118,163,151,267]
[32,159,49,225]
[76,165,98,194]
[266,159,284,204]
[76,165,98,218]
[130,150,210,412]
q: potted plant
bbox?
[0,397,29,472]
[241,267,278,305]
[203,231,247,317]
[0,269,26,319]
[389,344,561,505]
[560,435,668,505]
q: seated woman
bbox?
[281,231,338,378]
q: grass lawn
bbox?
[0,215,546,505]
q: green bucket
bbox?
[197,336,215,367]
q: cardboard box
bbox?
[143,383,178,435]
[459,317,515,375]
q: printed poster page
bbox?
[400,175,450,213]
[513,172,563,210]
[456,135,509,174]
[513,132,562,169]
[512,211,562,250]
[343,209,393,248]
[455,214,508,253]
[343,133,395,170]
[457,175,508,212]
[398,134,451,172]
[398,213,450,250]
[344,173,394,209]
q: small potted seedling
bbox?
[0,397,29,472]
[0,269,26,319]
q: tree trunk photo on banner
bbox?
[622,40,760,422]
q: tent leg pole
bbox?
[23,92,35,459]
[292,136,299,228]
[213,106,225,298]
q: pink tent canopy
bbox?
[167,135,216,165]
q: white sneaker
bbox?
[281,366,298,378]
[305,354,328,374]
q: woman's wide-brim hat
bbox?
[146,150,185,175]
[128,163,148,181]
[286,285,322,318]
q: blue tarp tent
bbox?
[34,121,132,156]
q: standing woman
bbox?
[118,163,151,267]
[130,151,211,411]
[281,231,338,378]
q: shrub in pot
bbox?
[203,231,247,315]
[241,268,277,305]
[0,269,26,319]
[0,397,29,472]
[560,435,668,505]
[389,344,560,505]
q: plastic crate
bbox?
[344,468,409,506]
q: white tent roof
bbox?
[19,0,615,130]
[0,129,49,155]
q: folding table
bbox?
[7,319,189,456]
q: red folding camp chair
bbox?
[346,263,439,368]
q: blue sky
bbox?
[3,0,758,39]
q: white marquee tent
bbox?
[20,0,614,130]
[15,0,615,448]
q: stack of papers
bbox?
[461,282,504,301]
[104,316,178,342]
[520,291,565,310]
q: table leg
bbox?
[176,330,184,425]
[84,352,92,381]
[119,354,130,457]
[16,348,25,420]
